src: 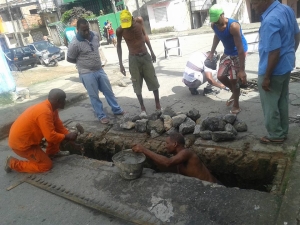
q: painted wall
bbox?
[20,5,43,30]
[147,0,191,32]
[0,45,16,94]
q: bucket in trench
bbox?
[112,149,146,180]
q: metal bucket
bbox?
[112,149,146,180]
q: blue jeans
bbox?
[79,69,123,120]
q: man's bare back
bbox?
[116,17,148,55]
[177,149,218,183]
[132,134,218,184]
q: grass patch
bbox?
[0,92,15,106]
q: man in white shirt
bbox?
[182,51,225,95]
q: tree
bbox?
[61,7,96,24]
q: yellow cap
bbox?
[120,10,132,28]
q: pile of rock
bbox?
[120,106,247,141]
[194,114,247,142]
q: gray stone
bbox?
[120,121,135,130]
[135,119,148,133]
[223,114,237,124]
[172,114,187,128]
[150,130,160,138]
[162,115,173,131]
[132,115,141,122]
[234,120,248,132]
[199,130,212,140]
[120,114,133,123]
[225,123,238,136]
[166,127,177,135]
[148,112,159,121]
[187,108,201,121]
[179,117,196,135]
[211,131,235,142]
[193,124,201,136]
[201,117,227,131]
[196,118,202,125]
[147,119,165,134]
[161,106,177,118]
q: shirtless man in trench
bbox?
[116,10,161,117]
[132,132,218,183]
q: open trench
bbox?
[61,123,291,195]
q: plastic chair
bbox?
[164,37,182,59]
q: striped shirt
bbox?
[67,31,102,75]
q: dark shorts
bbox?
[129,53,160,94]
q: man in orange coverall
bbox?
[5,88,78,173]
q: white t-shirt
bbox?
[182,52,216,83]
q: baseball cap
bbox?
[204,51,219,70]
[120,10,132,28]
[209,4,224,22]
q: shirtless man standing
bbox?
[132,132,218,183]
[116,10,161,117]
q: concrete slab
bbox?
[17,155,280,225]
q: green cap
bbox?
[209,4,224,22]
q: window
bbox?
[153,7,168,23]
[29,9,38,15]
[29,45,35,51]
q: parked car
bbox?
[28,41,65,65]
[4,46,38,71]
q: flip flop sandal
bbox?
[226,98,234,106]
[230,108,241,115]
[260,136,284,144]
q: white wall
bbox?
[217,0,250,24]
[147,0,191,32]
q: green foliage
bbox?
[151,26,174,34]
[61,7,96,24]
[61,9,72,24]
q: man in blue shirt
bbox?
[252,0,300,144]
[208,4,248,115]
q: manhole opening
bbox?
[65,137,287,194]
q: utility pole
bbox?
[135,0,140,16]
[5,0,21,47]
[53,0,61,20]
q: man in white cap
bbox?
[116,10,161,118]
[208,4,248,114]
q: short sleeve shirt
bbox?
[258,1,300,75]
[183,52,214,83]
[67,31,102,75]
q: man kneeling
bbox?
[132,132,218,183]
[182,51,225,95]
[5,89,78,173]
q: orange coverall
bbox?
[8,100,69,173]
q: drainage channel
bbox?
[62,126,290,195]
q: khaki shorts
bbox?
[129,53,160,94]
